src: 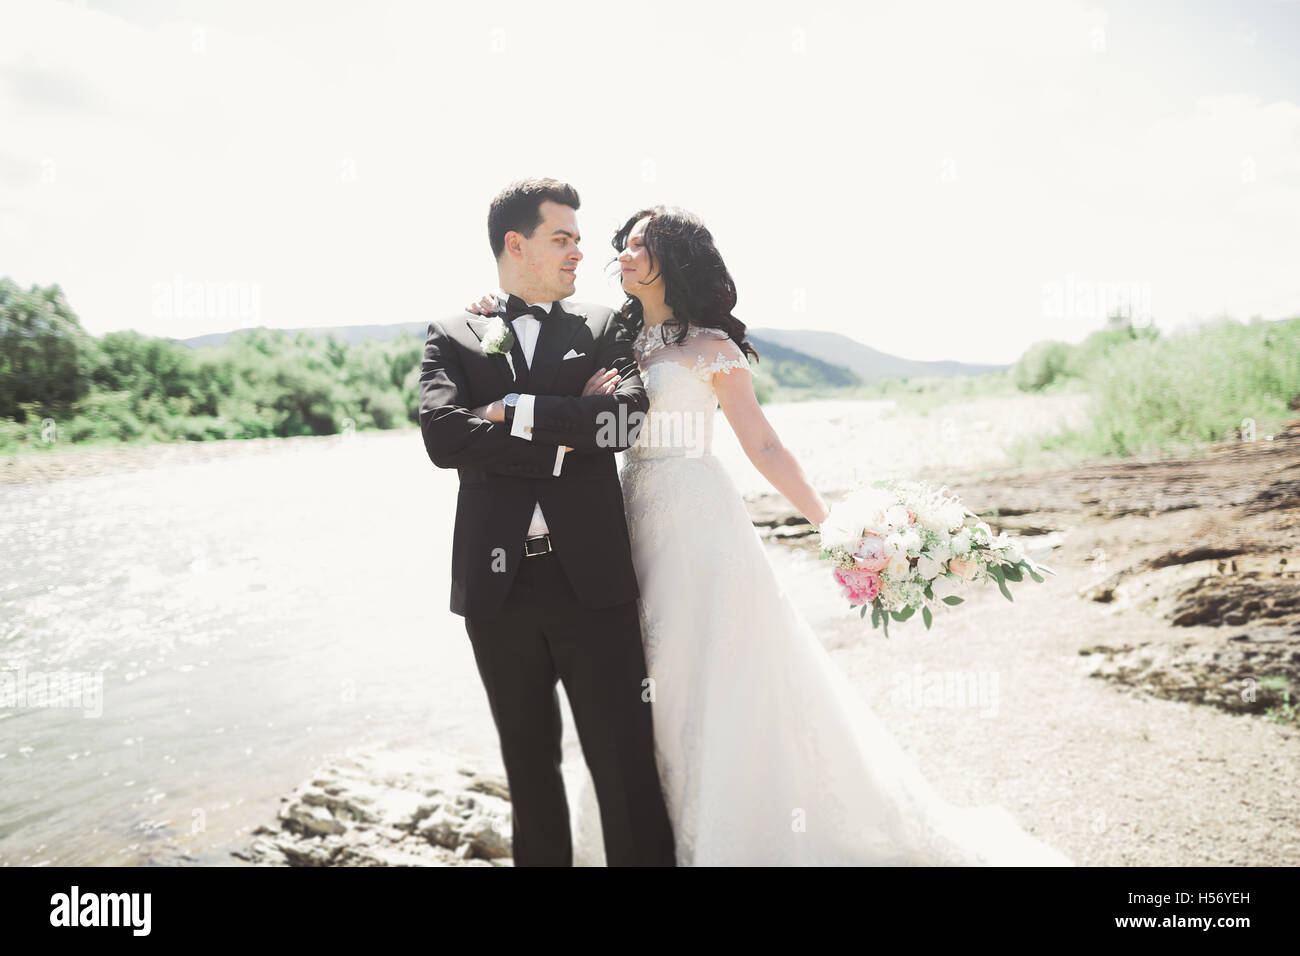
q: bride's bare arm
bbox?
[714,365,830,527]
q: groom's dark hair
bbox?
[488,177,581,259]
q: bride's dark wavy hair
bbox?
[608,206,760,365]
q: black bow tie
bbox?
[503,294,549,323]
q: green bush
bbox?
[1013,340,1072,391]
[0,277,428,450]
[361,390,407,430]
[1034,315,1300,460]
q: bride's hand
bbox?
[582,367,620,396]
[810,500,831,528]
[465,292,497,315]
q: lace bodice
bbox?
[624,323,751,463]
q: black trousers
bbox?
[464,547,676,866]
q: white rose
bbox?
[480,316,515,354]
[930,573,959,599]
[841,488,891,525]
[917,509,948,534]
[884,504,910,528]
[941,502,965,531]
[951,528,972,554]
[818,513,861,551]
[917,554,943,580]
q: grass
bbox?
[1259,675,1300,728]
[1037,317,1300,460]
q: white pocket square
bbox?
[562,348,585,360]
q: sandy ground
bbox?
[808,550,1299,867]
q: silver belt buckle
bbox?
[524,534,552,557]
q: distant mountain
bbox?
[177,322,996,391]
[745,335,859,388]
[748,328,1007,382]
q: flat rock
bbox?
[234,747,513,867]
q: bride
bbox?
[469,205,1073,866]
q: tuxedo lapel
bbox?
[527,302,586,396]
[466,316,518,393]
[507,333,530,391]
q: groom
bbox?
[418,177,675,866]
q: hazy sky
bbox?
[2,0,1297,363]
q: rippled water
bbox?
[0,396,1083,865]
[0,430,518,864]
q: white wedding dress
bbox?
[567,322,1073,866]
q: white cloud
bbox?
[0,0,1295,364]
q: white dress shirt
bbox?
[494,287,566,537]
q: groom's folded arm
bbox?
[527,319,648,454]
[508,396,567,476]
[418,321,562,478]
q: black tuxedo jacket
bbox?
[418,299,648,618]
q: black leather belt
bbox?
[523,534,552,557]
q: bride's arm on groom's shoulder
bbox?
[418,320,567,478]
[713,357,830,527]
[527,314,649,454]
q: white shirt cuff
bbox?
[553,445,566,476]
[510,393,536,440]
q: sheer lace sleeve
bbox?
[689,328,750,382]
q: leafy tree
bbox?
[0,279,98,418]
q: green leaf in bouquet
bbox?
[1002,563,1023,583]
[818,549,831,559]
[871,604,880,628]
[860,604,868,618]
[1027,565,1045,583]
[922,606,933,629]
[895,605,916,621]
[941,595,964,605]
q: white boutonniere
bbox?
[480,315,515,355]
[480,315,516,378]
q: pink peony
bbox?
[947,557,978,580]
[852,533,890,572]
[834,566,881,605]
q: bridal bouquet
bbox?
[816,479,1054,637]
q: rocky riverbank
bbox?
[233,748,513,867]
